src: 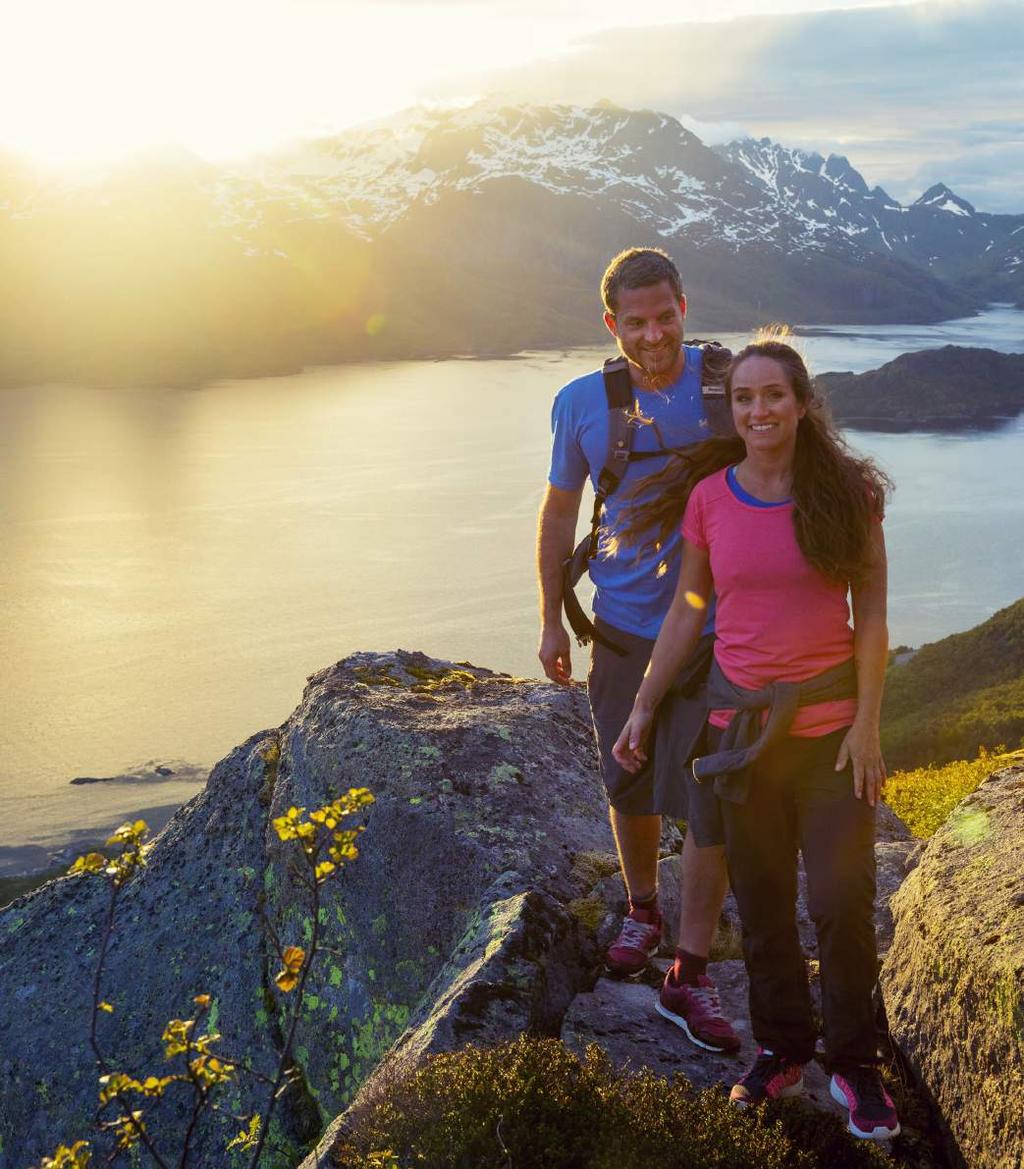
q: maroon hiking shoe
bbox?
[604,906,662,978]
[656,969,741,1053]
[729,1048,804,1106]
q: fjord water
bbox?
[2,305,1023,870]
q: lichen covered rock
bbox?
[0,651,611,1169]
[880,763,1024,1169]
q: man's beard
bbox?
[625,341,680,388]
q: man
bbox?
[536,247,739,1054]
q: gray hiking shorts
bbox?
[587,617,724,847]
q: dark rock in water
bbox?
[0,651,610,1169]
[881,763,1024,1169]
[69,759,202,785]
[817,346,1024,431]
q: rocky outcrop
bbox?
[880,763,1024,1169]
[302,787,919,1166]
[0,646,950,1169]
[0,652,611,1169]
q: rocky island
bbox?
[817,346,1024,430]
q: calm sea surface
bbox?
[2,305,1023,871]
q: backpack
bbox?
[561,341,734,656]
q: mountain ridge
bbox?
[1,100,1020,388]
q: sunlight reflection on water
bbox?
[2,307,1022,859]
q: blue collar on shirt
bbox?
[726,464,791,508]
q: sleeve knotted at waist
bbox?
[691,656,858,804]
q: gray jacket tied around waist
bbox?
[691,656,858,803]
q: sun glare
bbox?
[1,0,582,165]
[1,0,923,165]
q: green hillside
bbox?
[882,597,1024,768]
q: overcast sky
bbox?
[2,0,1019,213]
[426,0,1023,213]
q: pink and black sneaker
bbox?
[729,1048,804,1107]
[830,1067,901,1140]
[656,969,741,1053]
[604,906,662,978]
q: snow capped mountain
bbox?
[222,103,738,243]
[207,102,1021,286]
[914,183,976,217]
[0,100,1020,386]
[717,136,906,253]
[218,104,909,258]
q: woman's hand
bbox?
[612,706,655,774]
[835,718,887,806]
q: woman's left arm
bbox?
[836,523,889,806]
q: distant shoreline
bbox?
[1,765,208,892]
[0,305,1006,395]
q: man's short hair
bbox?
[601,247,684,315]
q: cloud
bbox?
[677,115,749,146]
[424,0,1024,213]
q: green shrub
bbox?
[884,749,1020,837]
[335,1037,891,1169]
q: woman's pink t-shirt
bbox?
[682,466,858,737]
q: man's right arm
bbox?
[536,482,583,684]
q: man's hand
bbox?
[537,484,583,684]
[612,705,654,774]
[539,623,573,684]
[835,718,887,807]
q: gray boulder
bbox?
[0,651,612,1169]
[880,763,1024,1169]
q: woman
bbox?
[612,336,900,1141]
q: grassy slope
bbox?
[882,597,1024,769]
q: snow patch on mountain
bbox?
[913,183,976,217]
[2,99,1020,295]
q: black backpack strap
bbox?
[561,357,635,657]
[562,539,628,655]
[587,356,634,557]
[691,339,735,437]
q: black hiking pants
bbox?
[713,725,880,1069]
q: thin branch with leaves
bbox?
[30,786,374,1169]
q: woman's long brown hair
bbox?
[611,335,892,586]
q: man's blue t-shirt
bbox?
[548,345,710,639]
